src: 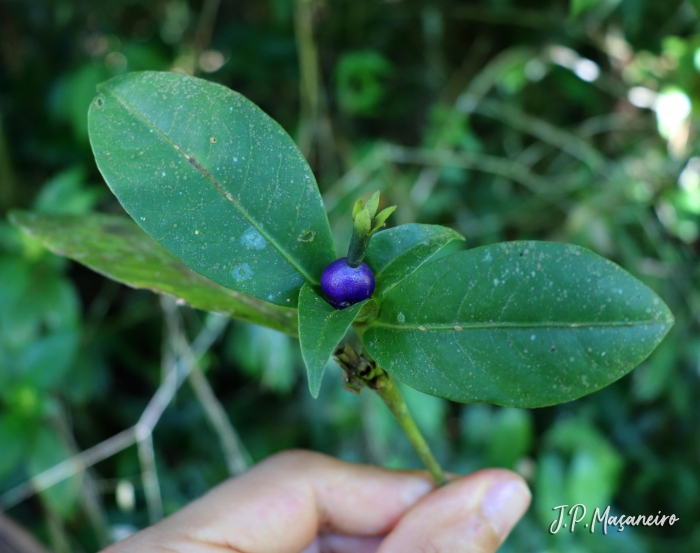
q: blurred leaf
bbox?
[632,337,677,402]
[88,71,336,307]
[461,403,493,451]
[535,453,567,528]
[567,449,620,509]
[298,283,369,397]
[0,414,28,480]
[34,166,103,215]
[546,418,623,508]
[335,51,393,115]
[64,346,110,406]
[51,63,110,143]
[28,427,80,518]
[571,0,603,18]
[121,43,171,72]
[9,211,298,335]
[21,330,80,390]
[363,241,674,407]
[487,408,533,468]
[365,223,464,297]
[400,383,447,437]
[227,323,298,393]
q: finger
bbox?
[377,469,530,553]
[302,535,383,553]
[104,450,434,553]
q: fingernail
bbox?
[481,479,531,540]
[400,477,434,507]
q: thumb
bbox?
[377,469,530,553]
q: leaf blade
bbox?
[9,211,298,336]
[88,71,335,307]
[298,283,369,397]
[363,241,673,407]
[365,223,464,296]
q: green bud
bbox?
[354,208,371,235]
[352,198,364,220]
[365,191,381,218]
[371,205,397,233]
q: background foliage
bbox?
[1,0,699,551]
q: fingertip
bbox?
[481,474,531,540]
[377,469,530,553]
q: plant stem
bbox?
[372,371,448,486]
[346,226,371,267]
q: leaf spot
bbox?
[240,226,266,250]
[297,230,315,242]
[210,137,217,143]
[231,263,253,281]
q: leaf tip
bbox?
[308,375,323,399]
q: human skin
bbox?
[102,450,530,553]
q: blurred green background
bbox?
[1,0,699,551]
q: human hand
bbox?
[103,450,530,553]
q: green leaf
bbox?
[372,206,396,232]
[34,166,103,216]
[88,71,335,307]
[0,414,27,480]
[363,241,674,407]
[354,208,371,235]
[546,418,623,507]
[28,427,80,518]
[352,198,364,219]
[22,330,80,390]
[365,191,380,217]
[226,323,298,394]
[486,408,533,469]
[570,0,602,18]
[9,211,298,336]
[298,283,369,398]
[365,223,464,296]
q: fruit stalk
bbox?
[373,371,448,487]
[346,226,371,268]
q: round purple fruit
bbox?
[320,257,375,309]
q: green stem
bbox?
[346,226,370,267]
[372,371,448,486]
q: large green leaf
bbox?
[298,283,369,398]
[365,223,464,296]
[362,241,674,407]
[9,211,298,336]
[88,71,335,307]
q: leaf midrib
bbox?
[375,232,459,281]
[370,319,671,331]
[98,83,318,286]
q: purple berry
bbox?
[320,257,375,309]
